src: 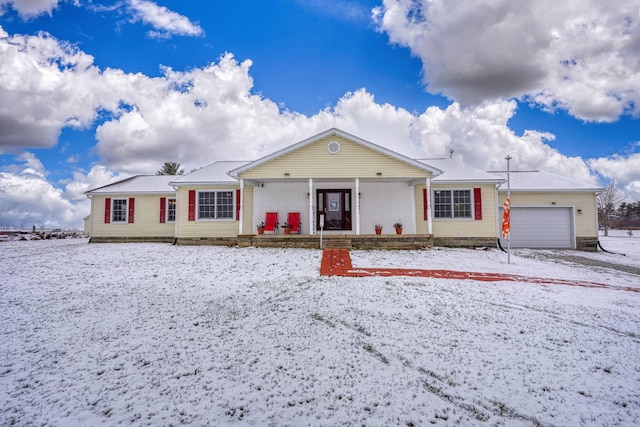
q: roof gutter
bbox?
[497,188,604,193]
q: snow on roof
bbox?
[491,170,603,192]
[85,175,176,195]
[420,158,505,183]
[170,161,248,185]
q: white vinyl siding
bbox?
[251,181,417,235]
[252,182,310,234]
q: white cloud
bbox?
[93,54,311,173]
[295,0,371,23]
[0,151,94,228]
[373,0,640,122]
[588,153,640,200]
[17,151,47,176]
[0,0,60,18]
[127,0,204,38]
[62,164,127,202]
[0,28,109,152]
[2,26,639,229]
[0,150,129,228]
[66,153,80,163]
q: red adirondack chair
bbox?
[287,212,301,234]
[264,212,279,234]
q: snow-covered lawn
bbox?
[1,232,638,426]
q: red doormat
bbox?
[320,249,639,293]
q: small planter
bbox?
[395,227,403,235]
[284,227,292,235]
[374,226,383,235]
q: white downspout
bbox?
[239,178,244,234]
[426,177,432,235]
[309,178,314,235]
[355,178,360,235]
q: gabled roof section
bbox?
[423,158,505,184]
[84,175,176,196]
[228,128,443,178]
[491,170,604,192]
[170,161,248,186]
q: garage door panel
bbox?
[500,207,573,249]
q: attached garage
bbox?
[500,206,574,249]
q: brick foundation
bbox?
[433,237,497,248]
[176,237,238,246]
[576,237,599,252]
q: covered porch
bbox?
[238,177,434,237]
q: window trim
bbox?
[166,198,177,223]
[111,198,128,223]
[196,190,236,221]
[432,188,474,220]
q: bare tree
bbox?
[597,182,626,236]
[156,161,184,175]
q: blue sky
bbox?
[1,0,639,228]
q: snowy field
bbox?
[1,232,639,426]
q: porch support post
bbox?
[239,178,244,234]
[172,186,179,241]
[426,177,433,234]
[355,178,360,235]
[308,178,314,235]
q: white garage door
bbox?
[500,207,574,249]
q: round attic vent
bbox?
[327,140,341,154]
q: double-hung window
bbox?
[198,191,234,220]
[433,189,472,219]
[112,198,128,222]
[167,198,176,222]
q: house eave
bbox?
[498,188,603,193]
[170,180,240,187]
[84,190,176,197]
[433,179,505,185]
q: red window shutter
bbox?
[104,198,111,223]
[159,197,166,223]
[473,188,482,220]
[423,189,428,221]
[236,189,240,221]
[188,190,196,221]
[128,198,135,223]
